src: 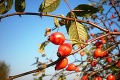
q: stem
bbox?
[64,0,72,11]
[7,57,64,80]
[0,12,109,32]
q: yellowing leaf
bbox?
[0,0,13,14]
[38,41,49,53]
[54,17,59,28]
[39,0,60,13]
[44,28,51,36]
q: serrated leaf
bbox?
[73,4,99,17]
[66,21,89,47]
[15,0,26,12]
[54,17,59,28]
[38,41,49,53]
[0,0,13,14]
[39,0,60,13]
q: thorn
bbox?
[0,17,2,22]
[39,13,42,19]
[19,15,22,17]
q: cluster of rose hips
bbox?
[48,32,118,80]
[48,32,80,72]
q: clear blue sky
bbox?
[0,0,119,80]
[0,0,89,80]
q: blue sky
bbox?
[0,0,119,80]
[0,0,89,80]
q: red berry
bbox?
[101,39,106,44]
[106,57,112,63]
[95,42,103,48]
[107,74,115,80]
[75,66,80,72]
[114,28,118,32]
[94,48,103,58]
[80,52,84,56]
[57,43,72,57]
[90,33,94,37]
[66,63,76,71]
[81,75,88,80]
[116,61,120,68]
[49,32,65,45]
[91,61,97,67]
[111,15,114,19]
[55,57,68,70]
[94,76,102,80]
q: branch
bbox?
[0,12,109,32]
[7,57,65,80]
[109,0,120,19]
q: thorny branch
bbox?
[0,12,109,32]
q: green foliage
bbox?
[65,12,89,47]
[0,61,10,80]
[0,0,13,14]
[73,4,99,17]
[15,0,26,12]
[39,0,60,13]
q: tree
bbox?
[0,0,120,80]
[0,61,10,80]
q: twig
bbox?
[0,12,109,32]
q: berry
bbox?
[107,74,115,80]
[49,32,65,45]
[106,57,112,63]
[94,76,102,80]
[111,15,114,19]
[95,42,103,48]
[55,57,68,70]
[75,66,80,72]
[94,48,103,58]
[66,63,76,71]
[81,75,88,80]
[113,28,118,32]
[91,61,97,67]
[80,52,84,56]
[90,33,94,37]
[102,51,108,57]
[57,43,72,57]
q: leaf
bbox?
[15,0,26,12]
[38,41,49,53]
[54,17,59,28]
[44,28,51,36]
[39,0,60,13]
[65,12,77,32]
[73,4,99,17]
[0,0,13,14]
[66,22,89,47]
[57,73,66,80]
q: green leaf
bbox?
[66,21,89,47]
[39,0,60,13]
[65,12,77,32]
[15,0,26,12]
[0,0,13,14]
[54,17,59,28]
[73,4,99,17]
[38,41,49,53]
